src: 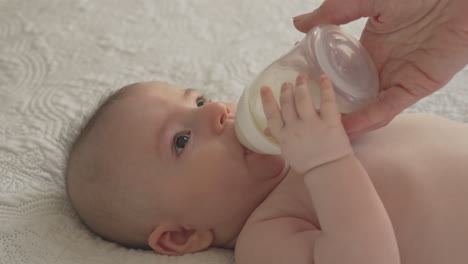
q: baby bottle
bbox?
[234,24,379,155]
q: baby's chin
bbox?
[245,150,287,182]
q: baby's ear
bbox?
[148,223,214,255]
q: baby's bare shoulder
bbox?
[392,113,467,129]
[382,113,468,135]
[353,113,468,154]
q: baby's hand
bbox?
[261,75,353,175]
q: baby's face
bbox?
[92,82,287,245]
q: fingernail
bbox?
[320,75,329,83]
[261,86,270,96]
[293,14,306,22]
[296,74,306,85]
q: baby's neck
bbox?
[215,164,291,249]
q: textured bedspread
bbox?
[0,0,467,263]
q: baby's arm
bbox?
[260,75,400,264]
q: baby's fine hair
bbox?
[64,83,152,249]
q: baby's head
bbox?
[66,82,287,255]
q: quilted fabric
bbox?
[0,0,466,263]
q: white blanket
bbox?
[0,0,467,263]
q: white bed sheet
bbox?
[0,0,467,263]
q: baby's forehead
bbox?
[100,82,184,115]
[122,81,183,99]
[87,82,179,171]
[89,82,179,132]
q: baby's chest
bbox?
[374,172,468,263]
[250,169,468,264]
[353,142,468,262]
[248,173,319,228]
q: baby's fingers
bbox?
[260,86,283,135]
[319,75,340,122]
[294,74,318,121]
[280,82,298,123]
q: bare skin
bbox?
[293,0,468,138]
[68,79,468,262]
[235,79,468,263]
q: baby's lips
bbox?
[243,145,255,156]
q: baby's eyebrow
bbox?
[184,88,199,98]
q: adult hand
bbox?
[293,0,468,138]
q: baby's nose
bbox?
[224,102,237,117]
[207,102,231,135]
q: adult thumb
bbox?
[293,0,377,33]
[341,85,417,138]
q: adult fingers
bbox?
[342,85,418,137]
[293,0,377,33]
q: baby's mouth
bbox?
[243,146,254,156]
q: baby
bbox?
[65,75,468,264]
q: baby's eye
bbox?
[174,132,190,155]
[196,95,211,107]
